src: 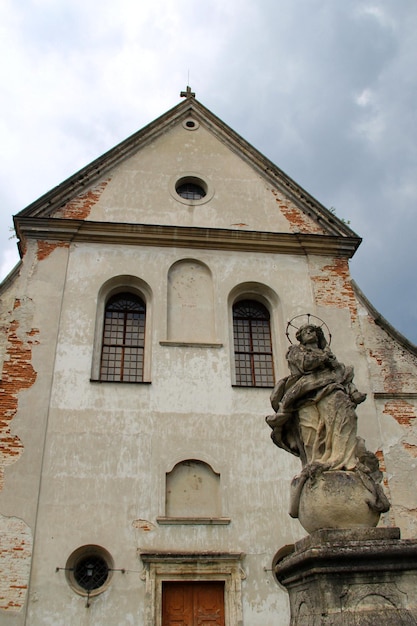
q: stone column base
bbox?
[274,527,417,625]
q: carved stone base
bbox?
[274,528,417,625]
[296,470,380,533]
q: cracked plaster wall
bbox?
[357,298,417,537]
[0,241,69,622]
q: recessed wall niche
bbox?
[165,460,221,518]
[167,259,215,343]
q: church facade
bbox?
[1,91,417,625]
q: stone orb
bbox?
[298,470,380,534]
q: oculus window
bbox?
[100,292,146,382]
[169,173,214,205]
[233,299,274,387]
[65,545,113,598]
[74,554,109,592]
[176,180,206,200]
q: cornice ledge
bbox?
[374,392,417,399]
[140,551,245,563]
[14,217,361,257]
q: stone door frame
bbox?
[140,551,245,626]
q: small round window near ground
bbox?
[66,545,113,597]
[74,555,109,591]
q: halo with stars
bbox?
[285,313,332,345]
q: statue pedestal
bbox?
[294,470,381,533]
[274,528,417,625]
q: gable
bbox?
[13,97,361,258]
[51,120,324,235]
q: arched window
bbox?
[233,299,274,387]
[100,292,146,382]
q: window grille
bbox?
[74,555,109,591]
[176,182,206,200]
[233,300,274,387]
[100,292,146,382]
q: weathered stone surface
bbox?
[274,528,417,625]
[297,471,380,533]
[267,320,390,531]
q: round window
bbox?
[74,554,109,591]
[169,173,214,205]
[176,181,206,200]
[66,545,113,597]
[182,118,200,130]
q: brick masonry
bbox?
[272,189,327,234]
[0,299,38,613]
[37,241,69,261]
[56,179,110,219]
[311,257,358,321]
[0,299,38,492]
[0,515,32,612]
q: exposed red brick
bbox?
[374,449,391,492]
[271,190,326,234]
[36,241,69,261]
[403,443,417,457]
[374,449,386,472]
[0,516,32,612]
[0,299,38,491]
[311,257,358,321]
[59,179,110,219]
[369,343,415,394]
[369,349,383,367]
[383,399,416,427]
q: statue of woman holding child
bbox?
[266,316,389,532]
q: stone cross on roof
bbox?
[180,86,195,99]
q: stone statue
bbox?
[266,319,390,532]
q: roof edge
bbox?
[15,98,194,219]
[353,280,417,356]
[189,100,358,239]
[14,96,358,241]
[0,259,22,296]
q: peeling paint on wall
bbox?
[373,449,395,527]
[271,189,326,234]
[57,179,110,219]
[0,514,32,612]
[383,399,416,427]
[0,299,38,491]
[374,449,390,489]
[402,443,417,457]
[36,241,69,261]
[369,345,415,393]
[311,258,357,321]
[132,519,156,532]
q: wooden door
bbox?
[162,581,225,626]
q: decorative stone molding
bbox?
[274,528,417,625]
[139,551,245,626]
[14,217,361,258]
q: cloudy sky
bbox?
[1,0,416,343]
